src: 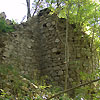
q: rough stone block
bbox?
[58,70,63,75]
[52,48,57,53]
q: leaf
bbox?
[49,11,54,15]
[58,9,67,19]
[46,0,49,3]
[93,82,98,86]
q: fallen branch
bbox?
[47,78,100,100]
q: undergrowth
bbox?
[0,18,15,33]
[0,64,72,100]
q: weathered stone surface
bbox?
[51,21,56,25]
[0,12,6,19]
[3,52,10,57]
[58,70,63,75]
[55,76,59,80]
[48,27,54,31]
[6,19,12,25]
[55,38,60,43]
[0,9,98,95]
[52,48,57,53]
[47,23,51,27]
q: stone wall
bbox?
[0,16,41,79]
[36,9,92,86]
[0,9,97,96]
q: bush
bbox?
[0,18,15,33]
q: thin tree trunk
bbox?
[64,4,69,92]
[89,7,96,100]
[91,7,96,74]
[26,0,31,19]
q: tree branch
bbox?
[47,78,100,100]
[33,0,41,16]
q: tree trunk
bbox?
[64,4,69,94]
[26,0,31,19]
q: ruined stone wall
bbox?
[0,9,96,91]
[0,16,41,79]
[37,11,92,88]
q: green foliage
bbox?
[45,0,100,99]
[0,64,70,100]
[1,0,100,99]
[11,19,18,24]
[0,18,15,33]
[0,64,19,76]
[59,95,72,100]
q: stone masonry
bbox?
[0,9,97,97]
